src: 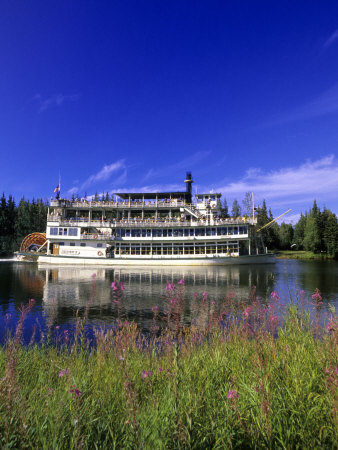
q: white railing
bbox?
[48,217,256,228]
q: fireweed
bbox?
[0,283,336,449]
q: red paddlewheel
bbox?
[20,232,47,252]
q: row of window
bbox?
[50,227,78,236]
[115,242,239,255]
[116,226,248,238]
[55,242,103,248]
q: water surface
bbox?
[0,259,337,342]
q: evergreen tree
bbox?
[303,215,321,253]
[231,199,241,218]
[241,192,252,217]
[323,210,338,257]
[279,223,294,249]
[293,213,306,249]
[221,198,229,218]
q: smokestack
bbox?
[184,172,194,204]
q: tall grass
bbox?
[0,280,337,449]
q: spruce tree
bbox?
[231,199,241,218]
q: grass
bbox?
[275,250,334,260]
[0,282,337,449]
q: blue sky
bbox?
[1,1,338,223]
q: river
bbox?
[0,259,337,343]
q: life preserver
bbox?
[212,204,216,208]
[97,251,103,256]
[93,234,98,239]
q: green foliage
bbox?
[231,199,241,218]
[278,222,294,250]
[0,195,48,255]
[0,303,336,449]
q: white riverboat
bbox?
[17,173,275,266]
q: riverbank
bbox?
[0,286,337,449]
[275,250,335,260]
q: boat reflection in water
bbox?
[38,264,276,331]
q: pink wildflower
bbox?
[244,306,252,319]
[202,292,208,301]
[178,279,185,285]
[165,282,175,291]
[58,369,69,377]
[120,281,125,291]
[111,281,118,290]
[227,390,239,399]
[311,289,322,302]
[212,301,216,305]
[69,385,82,397]
[141,370,152,379]
[152,305,159,312]
[91,273,97,278]
[271,291,280,301]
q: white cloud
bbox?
[143,151,211,181]
[35,93,80,112]
[323,30,338,48]
[262,83,338,126]
[213,155,338,218]
[81,160,126,189]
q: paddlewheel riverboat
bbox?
[17,173,275,266]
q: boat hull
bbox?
[33,253,276,266]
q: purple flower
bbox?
[158,367,163,372]
[312,289,322,302]
[170,298,177,305]
[212,301,216,305]
[141,370,152,379]
[202,292,208,301]
[69,385,82,397]
[111,282,118,290]
[270,291,280,301]
[165,282,175,291]
[244,306,252,319]
[227,390,239,399]
[120,281,125,291]
[92,273,97,278]
[178,279,185,285]
[58,369,69,377]
[152,305,159,312]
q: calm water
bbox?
[0,259,337,343]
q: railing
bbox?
[48,216,257,227]
[50,200,189,208]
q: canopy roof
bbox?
[115,191,188,200]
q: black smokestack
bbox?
[184,172,193,204]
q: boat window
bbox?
[227,227,233,235]
[97,243,103,248]
[59,242,64,246]
[80,243,86,247]
[167,229,173,237]
[184,229,189,237]
[233,227,238,235]
[239,226,248,235]
[162,229,168,237]
[206,228,211,236]
[68,228,78,236]
[49,227,58,235]
[211,228,216,236]
[125,229,131,237]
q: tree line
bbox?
[0,193,337,258]
[0,194,48,255]
[222,196,338,258]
